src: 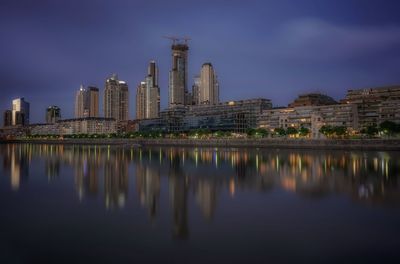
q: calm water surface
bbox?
[1,144,400,263]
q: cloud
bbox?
[270,18,400,61]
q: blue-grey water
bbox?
[0,144,400,263]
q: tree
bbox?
[379,121,398,135]
[255,128,268,138]
[361,125,378,137]
[274,127,286,136]
[333,126,347,137]
[319,125,334,138]
[286,127,298,135]
[298,127,310,137]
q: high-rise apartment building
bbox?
[46,106,61,124]
[104,74,129,121]
[136,82,146,120]
[136,61,160,119]
[199,63,219,105]
[12,98,30,126]
[87,86,99,117]
[75,85,99,118]
[169,42,189,108]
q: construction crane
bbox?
[163,35,191,45]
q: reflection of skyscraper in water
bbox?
[104,157,129,209]
[169,153,189,239]
[10,145,29,191]
[195,180,217,221]
[45,159,60,180]
[136,163,161,220]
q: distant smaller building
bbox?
[12,97,30,126]
[3,110,12,127]
[46,106,61,124]
[288,93,337,108]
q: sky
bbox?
[1,0,400,124]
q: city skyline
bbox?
[1,0,400,124]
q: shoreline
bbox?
[1,138,400,150]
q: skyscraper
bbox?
[146,61,160,118]
[104,74,129,121]
[46,106,61,124]
[136,82,146,120]
[12,98,29,126]
[169,42,189,108]
[75,85,99,118]
[199,63,219,105]
[136,61,161,119]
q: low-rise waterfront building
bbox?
[341,85,400,128]
[258,104,358,138]
[30,117,117,135]
[139,98,272,133]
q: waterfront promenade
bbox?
[2,138,400,150]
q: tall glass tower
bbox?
[169,43,189,108]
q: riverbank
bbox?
[1,138,400,150]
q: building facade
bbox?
[341,85,400,128]
[104,74,129,121]
[136,82,146,120]
[75,85,99,118]
[258,104,359,138]
[3,110,12,127]
[139,98,272,133]
[288,93,337,107]
[30,117,116,135]
[12,98,30,126]
[169,43,189,108]
[199,63,219,105]
[46,106,61,124]
[145,61,160,118]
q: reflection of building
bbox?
[169,153,189,239]
[136,163,160,219]
[104,74,129,121]
[104,157,129,209]
[46,106,61,124]
[12,97,30,126]
[195,180,217,221]
[9,145,29,191]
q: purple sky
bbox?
[1,0,400,124]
